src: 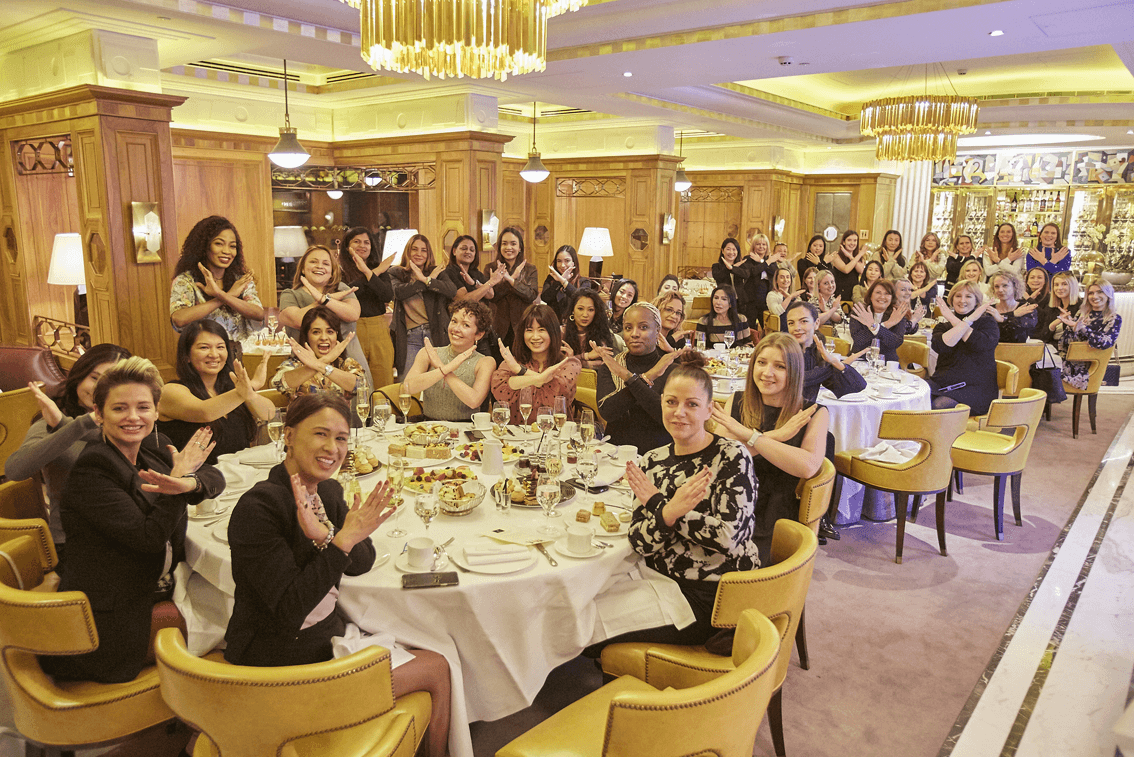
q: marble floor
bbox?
[942,393,1134,757]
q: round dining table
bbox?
[174,423,694,757]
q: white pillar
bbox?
[892,161,934,252]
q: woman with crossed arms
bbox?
[402,300,496,423]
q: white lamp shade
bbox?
[47,233,86,287]
[268,127,310,168]
[382,229,419,265]
[578,227,614,260]
[273,226,309,259]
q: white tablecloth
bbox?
[177,425,694,757]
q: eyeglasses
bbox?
[662,307,684,317]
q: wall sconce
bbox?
[662,213,676,245]
[480,211,499,249]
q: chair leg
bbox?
[795,606,810,671]
[828,474,844,522]
[909,494,923,523]
[768,688,786,757]
[1011,473,1023,527]
[954,470,964,495]
[1072,394,1083,439]
[993,475,1006,541]
[935,490,948,557]
[1044,400,1051,421]
[894,493,909,564]
[947,475,954,502]
[1089,393,1098,434]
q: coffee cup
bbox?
[886,360,900,374]
[875,385,894,398]
[618,445,639,464]
[566,525,592,554]
[472,412,491,429]
[196,498,217,516]
[407,537,434,569]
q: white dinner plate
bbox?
[395,552,449,573]
[450,540,537,574]
[892,385,919,395]
[373,550,391,568]
[552,536,603,560]
[212,522,229,544]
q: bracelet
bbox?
[182,474,201,493]
[747,428,762,447]
[321,294,330,306]
[313,522,336,551]
[323,363,334,377]
[517,366,529,376]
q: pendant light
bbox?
[326,169,343,199]
[519,102,550,183]
[673,130,691,192]
[268,60,310,169]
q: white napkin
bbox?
[236,445,279,467]
[331,623,415,669]
[464,545,530,565]
[858,440,921,464]
[837,392,868,402]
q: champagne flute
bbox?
[355,387,371,442]
[416,489,440,534]
[267,408,286,462]
[385,458,408,537]
[266,313,279,335]
[544,440,563,479]
[537,406,554,434]
[579,408,595,447]
[869,339,881,372]
[492,401,511,439]
[536,473,561,536]
[695,331,707,352]
[398,390,413,424]
[553,396,568,436]
[722,330,735,350]
[518,386,533,427]
[373,401,391,439]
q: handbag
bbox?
[1029,344,1067,404]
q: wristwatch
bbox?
[323,363,334,377]
[182,474,202,493]
[320,294,331,306]
[517,366,529,376]
[425,276,432,287]
[747,428,762,447]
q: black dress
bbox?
[849,314,911,364]
[157,380,255,466]
[929,313,1000,415]
[596,351,675,454]
[996,308,1038,343]
[801,342,867,402]
[944,254,977,288]
[712,261,751,313]
[730,395,819,561]
[742,258,774,326]
[831,252,859,301]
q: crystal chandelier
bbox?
[860,94,980,162]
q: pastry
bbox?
[511,489,526,504]
[618,511,631,523]
[575,509,592,523]
[599,512,620,533]
[592,501,606,516]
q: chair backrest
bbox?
[0,517,57,574]
[877,406,971,492]
[995,342,1045,393]
[574,387,606,426]
[995,360,1020,398]
[818,324,835,339]
[154,628,401,755]
[0,538,96,656]
[711,520,818,690]
[763,311,780,334]
[601,609,781,757]
[0,389,41,478]
[831,337,851,357]
[0,346,66,394]
[963,388,1046,471]
[795,458,835,534]
[0,478,48,522]
[1065,343,1114,395]
[257,388,289,409]
[578,368,598,391]
[689,296,711,320]
[373,383,424,417]
[896,339,929,378]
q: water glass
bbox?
[536,473,561,536]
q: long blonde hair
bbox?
[741,333,804,432]
[1049,272,1080,309]
[1077,281,1118,330]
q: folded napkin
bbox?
[236,445,279,467]
[858,440,921,464]
[464,544,530,565]
[837,392,868,402]
[331,623,414,669]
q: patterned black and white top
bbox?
[629,435,761,580]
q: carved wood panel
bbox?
[13,172,81,324]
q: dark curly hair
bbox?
[173,216,248,289]
[448,298,492,335]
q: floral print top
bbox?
[169,271,263,342]
[271,356,365,399]
[1059,311,1121,391]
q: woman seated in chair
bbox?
[764,266,801,318]
[783,301,866,401]
[596,302,686,453]
[813,270,843,326]
[43,357,224,684]
[402,300,496,422]
[1057,281,1122,391]
[851,260,884,305]
[959,259,991,301]
[849,279,912,364]
[928,282,1000,415]
[696,285,752,348]
[224,392,450,757]
[158,321,275,466]
[654,290,692,352]
[907,261,938,315]
[6,343,131,561]
[603,352,760,649]
[608,278,639,334]
[272,307,366,400]
[1039,271,1081,347]
[710,333,829,560]
[989,271,1039,343]
[892,278,929,330]
[563,289,624,370]
[492,304,581,420]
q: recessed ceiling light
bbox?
[985,130,992,135]
[989,30,1004,36]
[623,71,632,77]
[958,133,1104,147]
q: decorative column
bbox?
[892,161,934,251]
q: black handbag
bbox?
[1030,344,1067,404]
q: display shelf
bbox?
[993,187,1068,244]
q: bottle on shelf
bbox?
[1010,193,1018,212]
[1039,193,1047,212]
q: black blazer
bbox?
[44,434,224,683]
[225,464,376,666]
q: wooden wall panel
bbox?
[12,172,80,325]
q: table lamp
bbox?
[273,226,309,262]
[382,229,419,265]
[47,232,88,326]
[579,227,613,279]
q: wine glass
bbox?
[579,408,595,447]
[536,406,554,434]
[267,408,285,462]
[398,390,413,424]
[385,457,408,537]
[553,396,568,436]
[518,386,533,428]
[492,401,511,439]
[355,385,371,442]
[373,400,391,439]
[265,313,279,335]
[577,450,598,495]
[536,473,561,536]
[415,490,439,534]
[869,339,881,372]
[722,330,735,350]
[695,331,707,352]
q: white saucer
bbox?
[552,536,603,559]
[189,503,229,520]
[892,385,918,395]
[395,552,449,573]
[836,393,868,403]
[450,540,537,574]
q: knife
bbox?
[535,542,558,567]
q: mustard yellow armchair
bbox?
[1063,343,1114,438]
[498,609,783,757]
[155,628,431,757]
[793,459,835,671]
[0,478,48,522]
[373,383,424,422]
[896,339,929,379]
[0,537,176,754]
[995,342,1044,395]
[599,520,818,757]
[0,517,58,592]
[0,388,40,477]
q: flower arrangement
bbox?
[1104,227,1133,272]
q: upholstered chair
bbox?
[1063,343,1113,438]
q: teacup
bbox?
[472,412,491,430]
[887,361,900,374]
[196,499,217,516]
[566,525,592,554]
[618,445,639,464]
[875,385,894,398]
[407,537,434,569]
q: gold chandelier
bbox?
[860,90,980,162]
[342,0,585,81]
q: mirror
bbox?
[630,228,649,251]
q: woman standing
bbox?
[827,230,867,301]
[158,321,274,465]
[608,279,640,334]
[744,234,781,327]
[389,234,460,378]
[796,235,830,285]
[914,232,948,282]
[875,229,907,280]
[43,358,223,683]
[712,238,752,318]
[814,270,844,326]
[697,285,752,347]
[437,234,503,307]
[5,343,131,558]
[492,304,581,420]
[983,223,1026,279]
[402,300,496,423]
[563,290,623,369]
[711,333,829,560]
[485,227,539,347]
[595,303,686,453]
[279,245,371,385]
[1059,281,1122,390]
[654,291,691,352]
[339,228,395,388]
[272,307,366,400]
[944,235,979,289]
[1028,223,1072,275]
[783,301,866,402]
[170,216,265,341]
[1040,272,1080,346]
[223,392,451,757]
[851,260,884,304]
[541,245,590,323]
[849,280,912,364]
[929,282,1000,415]
[989,271,1039,343]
